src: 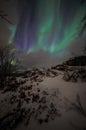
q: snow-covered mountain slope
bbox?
[0,66,86,130]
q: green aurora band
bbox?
[8,0,86,55]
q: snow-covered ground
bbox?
[0,67,86,130]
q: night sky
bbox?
[0,0,86,67]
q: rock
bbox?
[32,94,40,103]
[42,91,48,95]
[25,98,30,103]
[38,118,43,124]
[39,97,46,104]
[19,91,26,99]
[27,85,32,90]
[44,118,48,123]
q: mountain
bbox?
[63,55,86,66]
[0,57,86,130]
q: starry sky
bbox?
[0,0,86,68]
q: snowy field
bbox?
[0,66,86,130]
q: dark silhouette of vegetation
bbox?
[0,44,16,89]
[80,0,86,35]
[63,56,86,66]
[0,10,13,25]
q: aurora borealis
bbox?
[9,0,86,55]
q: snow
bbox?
[0,68,86,130]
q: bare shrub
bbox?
[0,44,16,89]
